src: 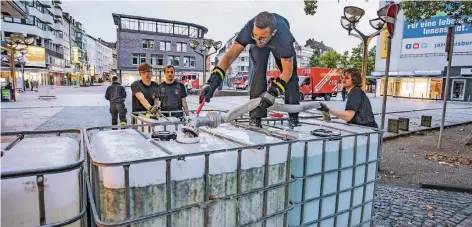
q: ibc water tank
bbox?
[87,124,292,227]
[1,137,81,227]
[248,118,380,227]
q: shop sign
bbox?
[15,45,46,67]
[460,68,472,75]
[49,66,64,72]
[401,15,472,55]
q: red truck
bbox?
[266,67,341,101]
[234,75,248,90]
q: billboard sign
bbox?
[401,15,472,55]
[15,45,46,67]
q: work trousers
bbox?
[249,45,300,119]
[110,102,127,125]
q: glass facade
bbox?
[380,77,443,99]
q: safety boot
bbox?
[249,117,262,128]
[288,114,300,128]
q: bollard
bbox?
[468,95,471,104]
[421,115,432,127]
[398,118,410,131]
[387,119,399,133]
[421,93,423,101]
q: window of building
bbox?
[150,54,163,66]
[167,56,180,67]
[183,56,196,68]
[189,27,198,38]
[240,57,246,62]
[132,53,146,65]
[142,39,154,49]
[121,18,138,30]
[157,22,173,34]
[174,24,188,36]
[139,20,157,32]
[160,41,171,51]
[176,42,187,52]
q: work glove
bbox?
[199,66,225,103]
[259,77,287,109]
[316,103,330,113]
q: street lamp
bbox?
[340,6,386,91]
[188,39,222,84]
[1,34,34,101]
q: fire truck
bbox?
[266,67,341,101]
[234,74,249,90]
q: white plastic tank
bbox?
[1,137,81,227]
[88,124,291,227]
[253,119,379,227]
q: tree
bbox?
[340,51,350,69]
[401,1,472,25]
[346,44,376,75]
[319,51,342,68]
[308,50,321,67]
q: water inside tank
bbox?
[254,119,379,227]
[1,137,81,227]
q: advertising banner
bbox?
[381,29,388,58]
[401,15,472,55]
[16,45,46,67]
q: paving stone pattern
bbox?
[374,185,472,227]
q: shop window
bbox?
[429,79,442,99]
[451,79,466,100]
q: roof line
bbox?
[112,13,208,34]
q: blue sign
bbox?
[403,16,472,39]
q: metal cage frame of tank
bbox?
[84,121,296,227]
[1,129,87,227]
[232,117,384,227]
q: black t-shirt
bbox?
[131,80,159,112]
[345,86,378,128]
[235,13,295,59]
[157,81,187,111]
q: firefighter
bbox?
[317,68,378,128]
[131,63,160,113]
[105,76,127,126]
[156,65,189,118]
[199,11,300,128]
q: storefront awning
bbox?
[369,70,443,79]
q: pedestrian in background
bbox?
[105,76,127,126]
[317,68,377,128]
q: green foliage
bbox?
[319,51,342,68]
[304,0,318,16]
[308,50,321,67]
[402,1,472,25]
[340,51,350,69]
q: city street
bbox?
[1,84,472,226]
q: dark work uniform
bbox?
[131,80,159,112]
[345,86,378,128]
[235,13,300,119]
[105,82,127,125]
[157,81,187,118]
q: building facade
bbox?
[371,3,472,102]
[85,35,113,80]
[1,0,65,87]
[112,13,208,85]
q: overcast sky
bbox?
[61,0,382,53]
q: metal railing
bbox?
[1,129,87,227]
[84,122,296,227]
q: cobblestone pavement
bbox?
[374,185,472,227]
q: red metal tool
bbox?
[196,100,205,116]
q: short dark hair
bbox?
[138,63,152,72]
[112,76,118,82]
[344,68,362,87]
[254,11,277,32]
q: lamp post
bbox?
[340,6,386,92]
[188,39,222,85]
[153,65,163,83]
[1,34,34,101]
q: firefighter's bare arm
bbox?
[181,97,189,116]
[279,57,293,83]
[329,109,355,122]
[217,42,245,71]
[135,92,152,111]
